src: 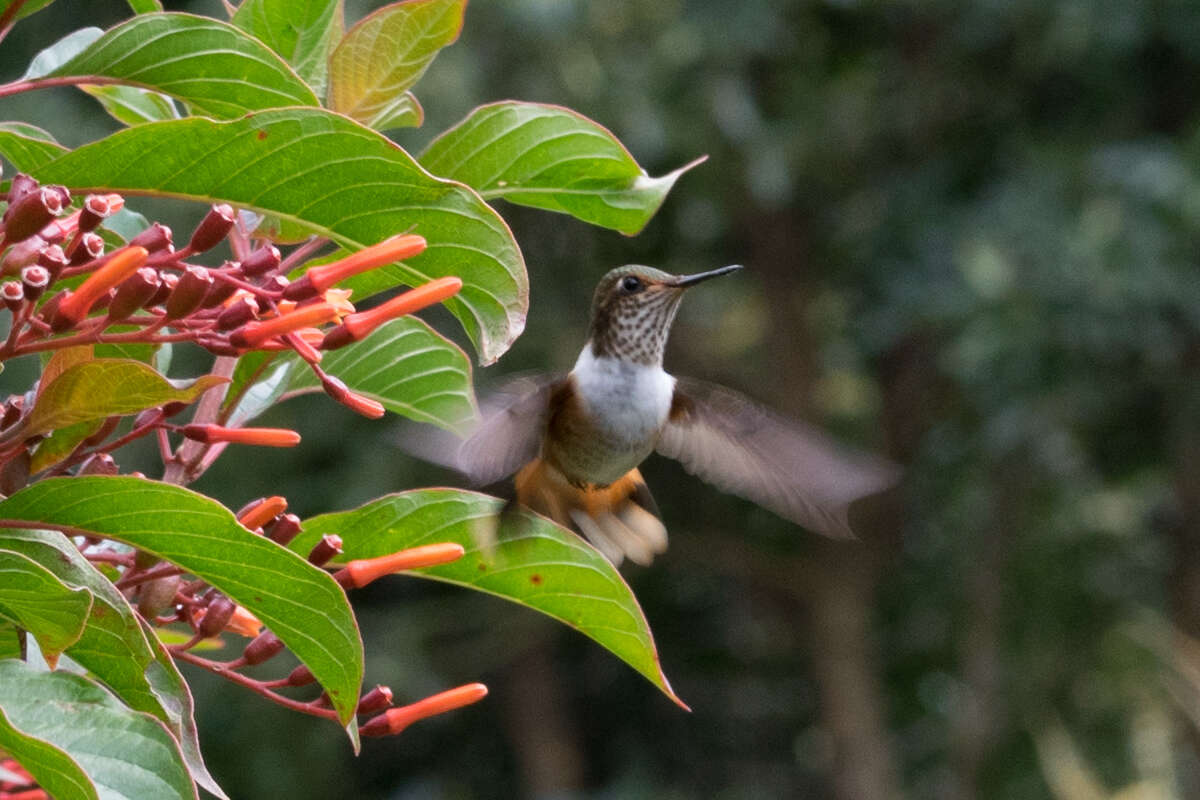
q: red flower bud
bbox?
[320,374,386,418]
[107,267,160,322]
[136,574,180,619]
[2,281,23,312]
[285,664,315,687]
[216,295,259,330]
[202,276,239,308]
[334,543,466,589]
[7,173,37,205]
[322,277,462,349]
[147,272,177,308]
[265,513,301,546]
[130,222,173,253]
[19,265,49,301]
[188,203,235,253]
[229,302,338,348]
[198,594,236,638]
[78,193,124,233]
[37,244,68,281]
[3,186,64,243]
[181,424,301,448]
[360,683,488,738]
[2,236,46,274]
[242,630,284,665]
[165,265,214,319]
[284,235,426,301]
[240,244,281,277]
[68,232,105,265]
[52,246,149,331]
[237,495,287,531]
[78,452,118,475]
[307,534,342,567]
[357,685,394,714]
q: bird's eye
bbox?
[620,275,643,293]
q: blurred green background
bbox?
[6,0,1200,797]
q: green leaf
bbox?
[0,0,57,26]
[0,528,225,799]
[0,660,196,800]
[221,351,291,428]
[28,419,101,473]
[127,0,162,12]
[0,700,97,800]
[80,85,178,126]
[42,13,319,119]
[0,549,92,664]
[328,0,463,130]
[292,489,686,708]
[22,27,103,79]
[421,102,705,235]
[25,108,528,364]
[0,477,364,726]
[232,0,344,100]
[20,359,225,438]
[0,621,21,659]
[228,317,477,432]
[0,121,68,173]
[101,207,151,242]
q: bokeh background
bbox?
[6,0,1200,797]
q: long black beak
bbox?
[671,264,743,288]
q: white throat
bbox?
[571,344,676,442]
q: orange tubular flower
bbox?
[238,495,288,530]
[51,245,149,330]
[360,683,489,737]
[335,543,467,589]
[224,605,264,638]
[284,234,427,300]
[229,302,338,348]
[321,276,463,350]
[182,424,301,448]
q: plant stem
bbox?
[171,649,340,720]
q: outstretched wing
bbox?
[656,378,899,538]
[401,374,567,487]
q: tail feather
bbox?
[515,459,667,566]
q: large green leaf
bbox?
[0,477,364,727]
[0,548,92,664]
[0,528,225,798]
[0,702,96,800]
[0,661,195,800]
[292,489,686,708]
[22,27,102,79]
[39,13,318,118]
[224,317,476,432]
[21,108,528,364]
[328,0,463,130]
[0,121,68,172]
[232,0,344,100]
[421,101,704,235]
[19,360,226,438]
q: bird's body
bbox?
[415,264,897,565]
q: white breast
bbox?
[571,345,675,446]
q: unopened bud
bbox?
[242,630,284,665]
[265,513,301,546]
[19,266,49,301]
[130,222,173,253]
[240,245,281,277]
[357,685,394,714]
[237,495,287,531]
[78,452,118,475]
[7,173,37,205]
[147,272,176,308]
[37,244,68,281]
[202,276,239,308]
[2,235,46,274]
[108,267,160,321]
[3,186,64,243]
[307,534,342,567]
[320,374,386,419]
[165,265,213,319]
[2,281,23,312]
[199,595,237,638]
[188,204,235,253]
[215,295,258,330]
[181,424,301,447]
[78,193,124,233]
[285,664,315,687]
[68,232,105,265]
[137,574,181,619]
[360,683,488,738]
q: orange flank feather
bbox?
[515,459,667,566]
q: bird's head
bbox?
[587,264,742,365]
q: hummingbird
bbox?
[413,264,898,565]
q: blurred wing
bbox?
[401,373,566,487]
[656,378,899,538]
